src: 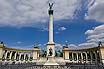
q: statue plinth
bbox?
[45,43,59,65]
[47,42,55,57]
[44,56,59,65]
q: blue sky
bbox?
[0,0,104,49]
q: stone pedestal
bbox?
[47,42,55,57]
[44,56,59,65]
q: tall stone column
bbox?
[28,54,30,61]
[90,51,93,63]
[5,51,8,60]
[85,52,88,62]
[9,51,12,60]
[94,51,97,63]
[14,52,17,60]
[19,53,21,61]
[44,3,60,65]
[24,53,25,61]
[76,53,78,62]
[72,52,74,61]
[49,13,53,43]
[81,53,83,61]
[47,3,55,57]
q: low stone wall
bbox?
[0,63,104,69]
[0,65,70,69]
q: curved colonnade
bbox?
[63,43,104,64]
[0,43,40,64]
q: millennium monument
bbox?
[47,3,55,58]
[44,3,59,65]
[0,2,104,69]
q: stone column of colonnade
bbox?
[14,52,17,60]
[93,51,98,63]
[19,53,22,61]
[90,51,93,63]
[23,53,25,60]
[76,53,78,62]
[93,51,96,63]
[72,52,74,62]
[9,51,12,60]
[5,51,8,60]
[94,51,96,62]
[81,53,83,62]
[85,52,88,63]
[28,53,31,60]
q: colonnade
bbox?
[0,42,40,63]
[2,50,33,61]
[69,51,100,63]
[64,50,100,63]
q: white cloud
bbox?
[16,41,22,44]
[85,25,104,43]
[55,26,67,34]
[58,26,66,31]
[80,24,104,48]
[85,25,104,35]
[0,0,80,28]
[55,32,59,34]
[78,42,97,49]
[86,0,104,23]
[69,24,104,49]
[68,44,78,50]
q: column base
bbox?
[47,42,55,45]
[44,56,59,65]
